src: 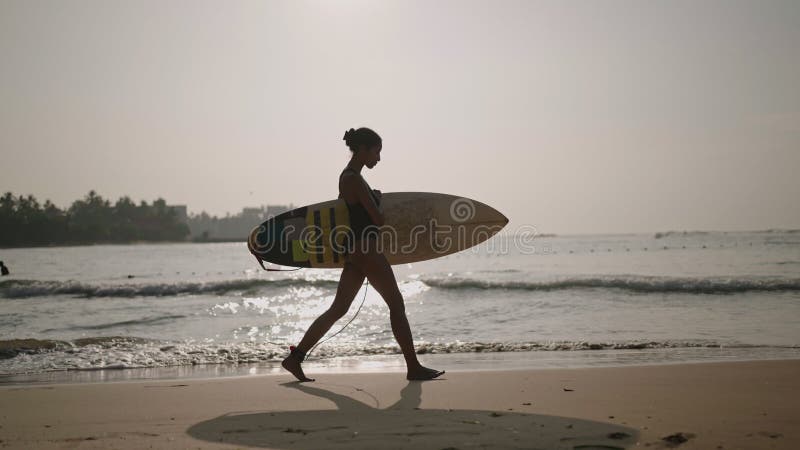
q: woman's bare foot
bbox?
[407,365,445,381]
[282,354,314,382]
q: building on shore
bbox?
[168,205,188,223]
[185,204,293,241]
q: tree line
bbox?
[0,191,190,247]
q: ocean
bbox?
[1,230,798,383]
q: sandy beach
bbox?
[0,359,797,449]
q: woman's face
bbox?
[363,145,382,169]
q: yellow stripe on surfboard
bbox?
[304,201,350,267]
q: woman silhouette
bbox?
[282,127,444,382]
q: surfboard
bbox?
[248,192,508,268]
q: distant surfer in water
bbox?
[0,261,8,276]
[282,127,444,382]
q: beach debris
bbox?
[461,420,481,425]
[563,388,575,392]
[489,412,503,417]
[607,432,631,440]
[145,384,188,389]
[573,446,624,450]
[522,402,532,405]
[757,431,783,439]
[661,432,694,446]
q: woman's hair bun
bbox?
[343,127,382,152]
[343,128,356,146]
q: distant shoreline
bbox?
[0,238,245,250]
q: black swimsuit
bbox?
[339,168,380,243]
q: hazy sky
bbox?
[1,0,799,234]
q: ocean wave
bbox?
[0,278,339,299]
[1,337,795,375]
[41,315,187,332]
[420,275,800,294]
[653,229,800,238]
[654,230,711,239]
[0,336,151,359]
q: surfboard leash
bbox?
[304,280,369,359]
[252,253,368,358]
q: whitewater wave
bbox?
[0,278,339,299]
[4,274,799,299]
[1,336,795,375]
[420,275,800,294]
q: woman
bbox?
[282,127,444,382]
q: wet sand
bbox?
[0,359,797,449]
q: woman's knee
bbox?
[327,303,350,320]
[386,297,406,316]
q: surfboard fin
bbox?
[254,255,301,272]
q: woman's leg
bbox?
[282,261,366,381]
[350,247,444,380]
[297,261,366,351]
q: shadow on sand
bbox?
[187,380,638,449]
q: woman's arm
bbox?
[342,174,385,226]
